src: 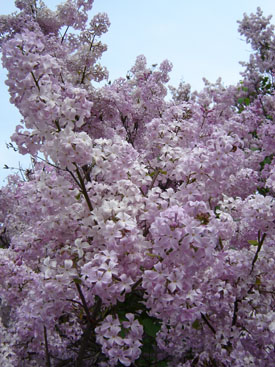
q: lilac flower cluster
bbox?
[95,314,143,366]
[0,1,274,366]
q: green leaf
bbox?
[260,154,274,171]
[158,362,168,367]
[248,240,259,246]
[214,205,220,219]
[238,106,244,113]
[192,319,201,330]
[244,97,250,106]
[119,326,127,338]
[75,192,82,200]
[146,252,161,259]
[257,186,270,197]
[73,278,82,284]
[116,292,146,316]
[261,76,269,85]
[140,317,161,338]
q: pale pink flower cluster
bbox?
[0,2,274,367]
[95,314,143,366]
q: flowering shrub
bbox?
[0,1,274,366]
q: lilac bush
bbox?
[0,1,274,366]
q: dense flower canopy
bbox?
[0,1,274,366]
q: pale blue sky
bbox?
[0,0,274,185]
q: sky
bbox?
[0,0,275,186]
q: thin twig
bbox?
[80,35,96,84]
[132,277,143,291]
[149,169,160,190]
[250,231,266,274]
[31,71,40,92]
[36,155,63,171]
[66,298,83,307]
[61,26,70,44]
[66,167,81,187]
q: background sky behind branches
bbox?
[0,0,274,186]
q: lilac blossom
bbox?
[0,1,274,366]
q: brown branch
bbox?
[232,299,240,326]
[132,277,143,291]
[55,358,73,367]
[200,313,216,334]
[75,323,92,367]
[75,283,93,367]
[66,166,93,212]
[31,71,40,92]
[75,283,92,324]
[120,114,135,147]
[91,296,102,323]
[44,326,51,367]
[54,119,61,132]
[75,285,102,367]
[75,165,94,211]
[66,168,81,187]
